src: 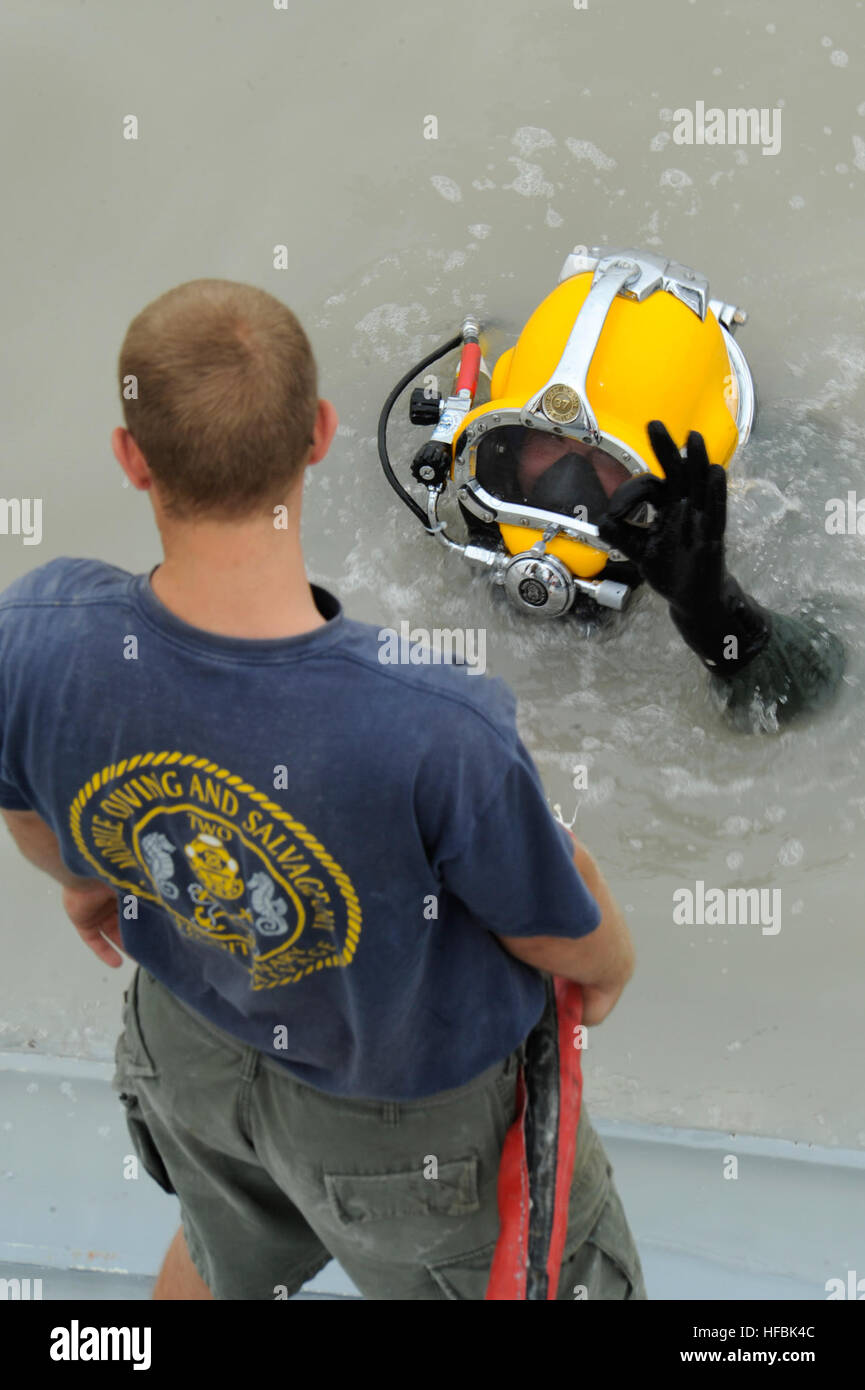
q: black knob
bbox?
[409,388,443,425]
[410,441,451,488]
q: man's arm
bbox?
[497,834,635,1027]
[2,808,99,890]
[1,809,126,966]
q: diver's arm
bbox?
[598,422,845,731]
[695,603,845,730]
[664,527,845,729]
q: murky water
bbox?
[2,0,863,1142]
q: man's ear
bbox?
[112,426,153,492]
[307,399,339,466]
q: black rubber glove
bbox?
[597,421,771,675]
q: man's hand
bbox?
[62,880,126,968]
[580,979,628,1028]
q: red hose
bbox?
[454,341,482,397]
[485,977,584,1300]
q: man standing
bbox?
[0,279,641,1299]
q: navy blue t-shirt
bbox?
[0,558,601,1099]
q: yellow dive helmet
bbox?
[379,244,755,618]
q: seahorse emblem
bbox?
[140,831,180,900]
[247,871,290,936]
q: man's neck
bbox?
[150,518,326,640]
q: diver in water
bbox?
[379,244,845,732]
[502,415,843,731]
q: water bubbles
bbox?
[468,223,491,239]
[778,838,804,867]
[504,158,555,199]
[723,816,752,836]
[726,851,744,871]
[789,195,806,210]
[660,168,692,189]
[512,126,556,157]
[650,132,671,152]
[830,51,849,67]
[564,138,617,170]
[429,175,462,203]
[352,301,430,362]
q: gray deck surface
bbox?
[2,1053,860,1301]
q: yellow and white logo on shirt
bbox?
[69,751,361,989]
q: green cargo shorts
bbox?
[113,965,647,1301]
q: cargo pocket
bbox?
[560,1184,647,1301]
[427,1237,500,1300]
[324,1157,480,1228]
[112,969,176,1197]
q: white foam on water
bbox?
[778,839,804,867]
[660,168,693,188]
[659,769,757,800]
[429,175,462,203]
[503,158,555,198]
[565,137,617,170]
[512,126,556,156]
[352,301,430,362]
